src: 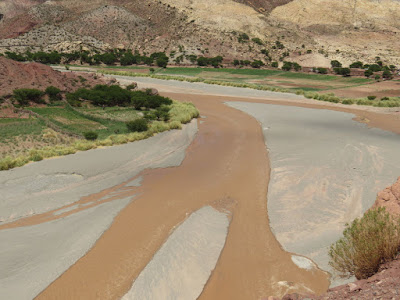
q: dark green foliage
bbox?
[271,61,279,68]
[126,118,148,132]
[238,33,250,43]
[282,61,293,71]
[45,86,62,102]
[364,69,373,78]
[275,41,284,49]
[32,51,62,64]
[331,60,342,68]
[317,67,328,74]
[197,56,223,67]
[13,88,45,106]
[368,64,382,72]
[382,70,393,80]
[99,52,117,65]
[261,49,269,56]
[375,75,381,81]
[367,95,377,100]
[381,97,390,101]
[84,131,98,140]
[233,59,240,66]
[5,51,26,61]
[334,67,351,77]
[252,38,263,45]
[293,62,302,71]
[350,61,363,69]
[151,52,169,68]
[250,60,264,68]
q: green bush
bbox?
[126,118,148,132]
[331,60,342,68]
[367,95,377,100]
[329,207,400,279]
[13,88,45,105]
[252,38,263,45]
[341,99,354,105]
[83,131,98,140]
[45,86,62,102]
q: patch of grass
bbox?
[329,207,400,280]
[277,72,339,81]
[0,101,199,171]
[0,118,45,141]
[28,106,129,139]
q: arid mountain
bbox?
[1,0,400,66]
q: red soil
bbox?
[0,57,110,97]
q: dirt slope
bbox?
[0,57,108,96]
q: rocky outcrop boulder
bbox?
[373,177,400,215]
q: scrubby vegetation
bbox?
[329,208,400,280]
[0,84,199,171]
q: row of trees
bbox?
[66,85,173,109]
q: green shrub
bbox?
[45,86,62,102]
[341,99,354,105]
[13,88,45,105]
[84,131,98,140]
[329,207,400,279]
[126,118,148,132]
[364,69,373,78]
[367,95,377,100]
[252,38,263,45]
[238,33,250,43]
[331,60,342,68]
[381,97,390,101]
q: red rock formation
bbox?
[373,177,400,216]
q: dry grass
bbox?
[329,207,400,280]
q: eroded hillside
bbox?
[1,0,400,66]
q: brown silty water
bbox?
[33,93,330,300]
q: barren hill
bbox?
[1,0,400,66]
[0,56,107,96]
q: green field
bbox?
[89,65,372,92]
[28,106,137,139]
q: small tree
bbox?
[45,86,62,102]
[271,61,279,68]
[349,61,363,69]
[84,131,98,140]
[382,70,393,80]
[126,118,148,132]
[364,69,373,78]
[331,60,342,68]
